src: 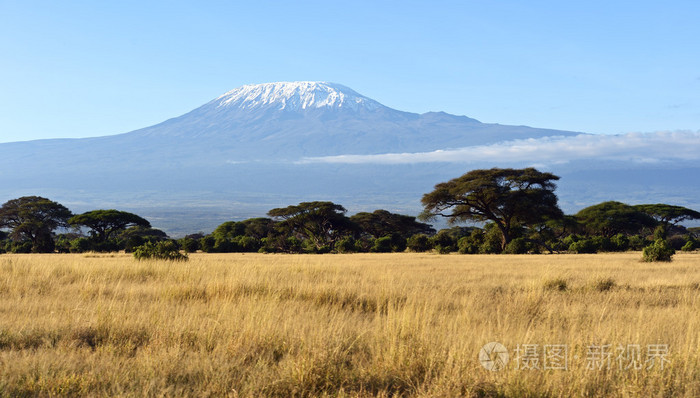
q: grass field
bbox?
[1,252,699,397]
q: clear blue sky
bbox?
[1,0,699,143]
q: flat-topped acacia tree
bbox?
[0,196,73,252]
[420,167,563,251]
[634,204,700,238]
[68,209,151,243]
[267,201,354,251]
[575,201,657,237]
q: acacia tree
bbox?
[241,218,276,240]
[267,201,355,251]
[420,168,563,250]
[350,210,435,239]
[0,196,73,252]
[68,209,151,243]
[634,204,700,238]
[575,201,656,237]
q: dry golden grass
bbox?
[1,251,699,397]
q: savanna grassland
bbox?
[1,252,699,397]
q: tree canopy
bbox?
[575,201,656,237]
[634,204,700,226]
[349,209,435,239]
[420,167,563,249]
[268,201,355,250]
[68,209,151,243]
[0,196,73,252]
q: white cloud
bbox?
[297,131,700,165]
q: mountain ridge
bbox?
[1,81,695,236]
[213,81,385,112]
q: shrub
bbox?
[335,236,356,253]
[457,230,483,254]
[370,236,393,253]
[199,236,216,253]
[504,237,528,254]
[628,235,647,250]
[667,235,687,250]
[70,238,93,253]
[406,234,431,252]
[178,237,200,253]
[92,240,120,253]
[653,225,667,240]
[591,236,613,252]
[478,227,503,254]
[353,236,374,253]
[9,241,32,253]
[388,233,407,252]
[610,234,630,251]
[133,241,188,261]
[681,240,697,252]
[561,234,580,248]
[642,239,675,262]
[284,236,303,253]
[236,236,261,252]
[213,238,239,253]
[430,231,456,253]
[568,239,596,254]
[434,244,452,254]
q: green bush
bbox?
[236,236,261,252]
[434,244,452,254]
[213,238,239,253]
[642,239,675,262]
[457,230,483,254]
[178,237,200,253]
[335,236,356,253]
[430,231,457,253]
[70,238,93,253]
[628,235,648,250]
[568,239,596,254]
[133,241,188,261]
[653,225,667,240]
[198,236,216,253]
[610,234,630,251]
[591,236,613,252]
[561,234,580,248]
[478,227,503,254]
[388,233,407,252]
[406,234,431,252]
[682,240,697,252]
[9,241,32,253]
[353,236,374,253]
[370,236,393,253]
[667,235,687,250]
[504,237,528,254]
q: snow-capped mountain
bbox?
[111,81,574,159]
[214,81,384,112]
[0,81,696,235]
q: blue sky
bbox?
[1,0,699,143]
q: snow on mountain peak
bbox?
[214,81,384,111]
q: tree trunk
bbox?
[495,223,511,251]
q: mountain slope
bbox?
[1,81,696,235]
[0,81,579,170]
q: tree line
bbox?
[1,168,699,256]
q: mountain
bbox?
[1,81,697,235]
